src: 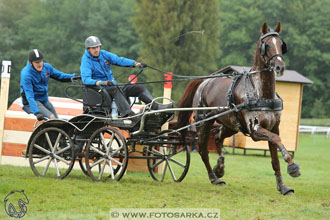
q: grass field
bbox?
[300,118,330,126]
[0,133,329,220]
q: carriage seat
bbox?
[82,86,113,116]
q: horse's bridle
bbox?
[259,31,287,67]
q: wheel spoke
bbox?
[53,158,60,177]
[34,144,51,154]
[160,162,168,182]
[91,157,104,168]
[98,159,107,180]
[151,158,165,170]
[53,133,62,152]
[90,144,105,156]
[55,145,71,155]
[53,154,71,165]
[166,159,177,181]
[42,158,52,176]
[108,160,115,180]
[168,157,185,168]
[100,131,115,155]
[99,133,108,150]
[45,132,54,152]
[33,155,50,165]
[109,157,123,166]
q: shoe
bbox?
[128,111,136,116]
[151,102,173,110]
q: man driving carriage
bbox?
[80,36,172,117]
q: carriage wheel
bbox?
[85,126,128,181]
[28,127,75,179]
[147,130,190,182]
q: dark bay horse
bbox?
[176,22,301,195]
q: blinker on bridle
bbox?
[259,30,287,67]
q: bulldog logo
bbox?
[4,190,29,218]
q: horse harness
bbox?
[195,71,283,135]
[260,30,287,66]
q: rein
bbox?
[116,65,234,87]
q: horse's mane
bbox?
[252,38,262,66]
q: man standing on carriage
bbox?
[20,49,76,121]
[80,36,172,117]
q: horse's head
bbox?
[259,22,287,77]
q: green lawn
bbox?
[300,118,330,126]
[0,133,329,220]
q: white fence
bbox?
[299,125,330,138]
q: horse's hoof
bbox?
[285,191,294,196]
[213,165,225,178]
[287,163,301,177]
[280,185,294,195]
[211,178,226,185]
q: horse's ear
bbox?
[275,22,282,33]
[261,22,268,34]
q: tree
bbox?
[216,0,330,118]
[133,0,220,101]
[1,0,138,104]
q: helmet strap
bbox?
[30,61,42,72]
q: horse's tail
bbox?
[175,79,204,134]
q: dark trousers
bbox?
[106,84,153,116]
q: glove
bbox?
[35,112,44,121]
[137,62,147,68]
[71,74,81,82]
[100,80,114,86]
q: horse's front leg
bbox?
[198,120,225,185]
[251,125,300,195]
[269,141,294,195]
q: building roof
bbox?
[217,65,313,84]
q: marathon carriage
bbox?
[24,75,191,182]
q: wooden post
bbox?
[161,72,173,131]
[0,60,12,164]
[158,72,173,174]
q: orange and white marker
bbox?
[0,60,11,164]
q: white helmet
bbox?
[85,36,102,48]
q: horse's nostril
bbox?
[276,66,281,72]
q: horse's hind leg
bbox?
[212,125,237,178]
[197,120,226,185]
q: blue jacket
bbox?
[20,61,75,115]
[80,49,135,85]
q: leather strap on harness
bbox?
[193,71,283,135]
[226,72,283,135]
[227,74,249,134]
